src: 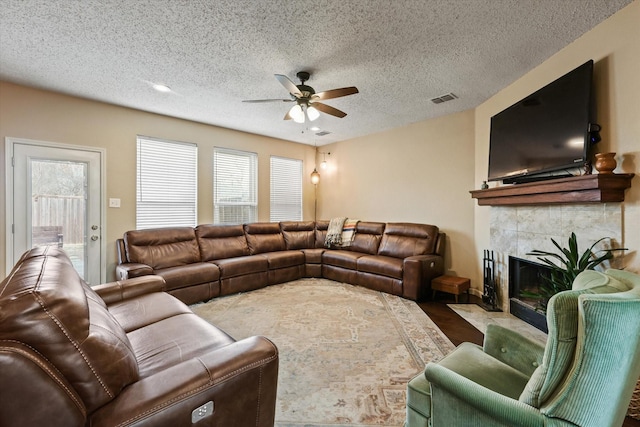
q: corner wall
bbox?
[474,0,640,277]
[0,82,317,280]
[317,110,477,285]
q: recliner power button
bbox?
[500,348,507,353]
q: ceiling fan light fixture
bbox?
[307,105,320,121]
[289,104,304,123]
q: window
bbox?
[213,147,257,224]
[270,156,302,221]
[136,136,197,229]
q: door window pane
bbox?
[31,159,87,277]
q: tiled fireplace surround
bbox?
[489,203,624,313]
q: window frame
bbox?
[213,147,258,225]
[270,155,303,222]
[136,135,198,229]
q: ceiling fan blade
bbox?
[283,111,292,120]
[275,74,303,98]
[313,86,359,101]
[312,102,347,118]
[242,98,293,103]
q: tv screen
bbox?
[488,60,594,183]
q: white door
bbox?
[6,138,105,284]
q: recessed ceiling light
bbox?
[152,83,171,93]
[310,126,320,131]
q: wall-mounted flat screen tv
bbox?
[488,60,595,184]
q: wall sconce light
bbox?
[310,167,320,185]
[319,151,330,169]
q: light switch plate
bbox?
[109,198,121,208]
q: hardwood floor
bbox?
[419,295,640,427]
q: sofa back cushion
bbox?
[196,224,250,260]
[349,221,386,254]
[378,223,439,259]
[124,227,201,269]
[0,247,139,413]
[244,222,286,254]
[281,221,315,250]
[314,220,329,248]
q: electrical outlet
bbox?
[109,198,121,208]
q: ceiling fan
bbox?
[243,71,358,123]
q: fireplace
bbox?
[509,256,551,333]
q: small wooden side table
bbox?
[432,275,470,303]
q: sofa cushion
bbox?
[196,224,250,260]
[436,342,530,399]
[378,223,439,259]
[357,255,403,279]
[323,250,365,269]
[302,248,325,264]
[315,220,329,248]
[153,262,220,292]
[281,221,316,249]
[107,291,193,333]
[349,221,385,254]
[124,227,201,269]
[0,247,139,413]
[261,250,305,269]
[245,222,286,254]
[214,255,268,278]
[126,312,235,379]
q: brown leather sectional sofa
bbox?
[0,246,279,427]
[117,220,446,305]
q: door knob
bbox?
[91,235,99,241]
[91,225,99,230]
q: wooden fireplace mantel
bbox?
[470,173,635,206]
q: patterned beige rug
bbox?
[191,278,454,426]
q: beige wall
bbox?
[474,0,640,274]
[0,82,317,280]
[317,110,478,285]
[1,1,637,289]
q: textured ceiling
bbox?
[0,0,633,145]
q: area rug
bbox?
[191,278,454,426]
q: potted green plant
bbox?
[525,232,626,313]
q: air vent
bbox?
[430,93,458,104]
[316,131,331,136]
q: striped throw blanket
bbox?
[338,219,359,247]
[325,217,347,247]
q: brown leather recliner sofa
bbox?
[0,246,279,427]
[116,220,445,305]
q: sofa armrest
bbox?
[483,324,545,377]
[116,262,154,280]
[89,336,279,427]
[425,363,550,427]
[403,254,444,300]
[93,275,166,305]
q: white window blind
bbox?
[213,147,257,224]
[270,156,302,222]
[136,136,197,229]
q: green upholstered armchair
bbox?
[406,269,640,427]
